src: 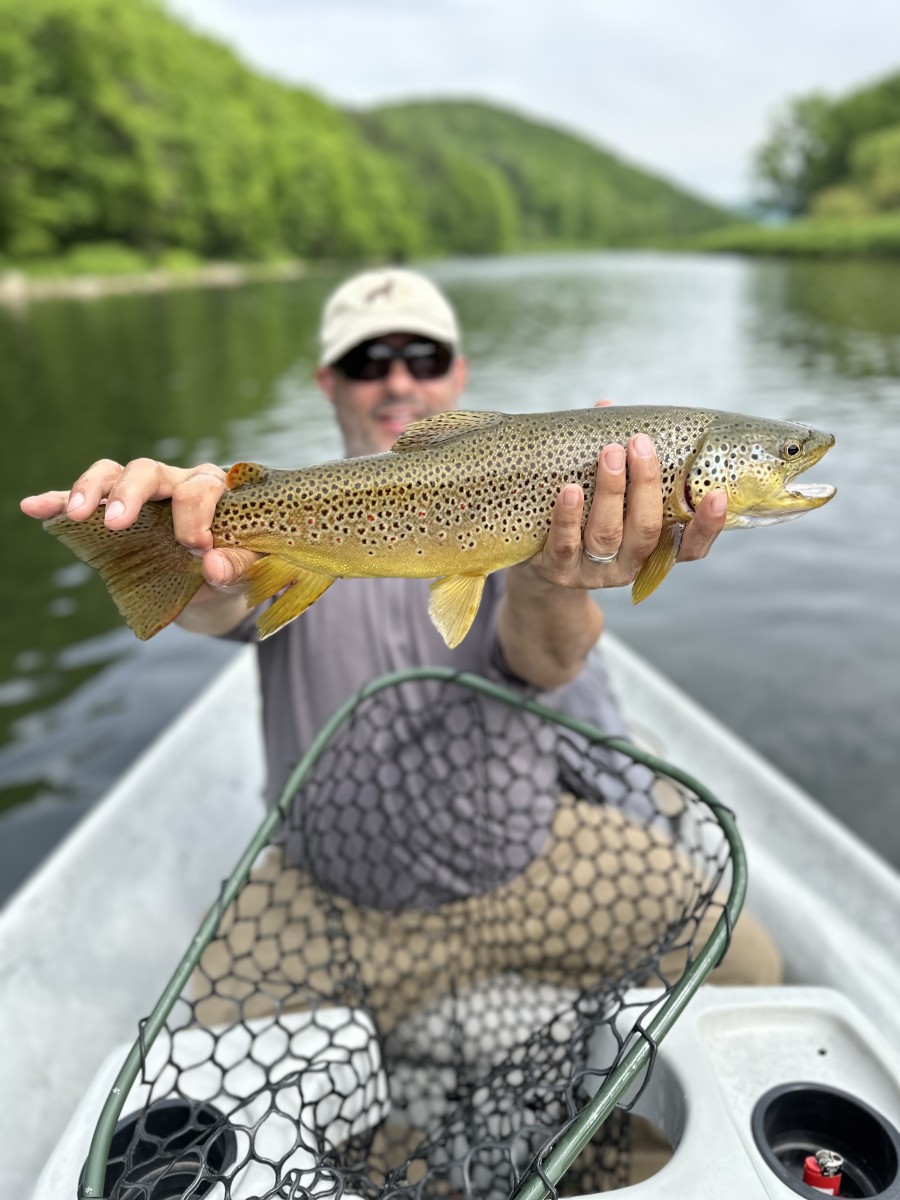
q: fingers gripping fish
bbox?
[40,406,836,648]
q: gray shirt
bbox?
[229,573,632,909]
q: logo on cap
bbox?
[364,279,395,304]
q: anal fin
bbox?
[632,524,683,605]
[428,573,487,648]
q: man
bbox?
[21,267,776,979]
[23,270,785,1198]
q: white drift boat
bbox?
[2,636,899,1198]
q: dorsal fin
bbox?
[226,461,267,490]
[391,410,506,451]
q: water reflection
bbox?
[0,273,341,827]
[746,258,900,384]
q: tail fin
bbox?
[43,502,205,640]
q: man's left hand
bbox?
[524,434,727,591]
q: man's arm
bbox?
[20,457,261,637]
[496,436,727,690]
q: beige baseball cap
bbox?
[318,267,460,366]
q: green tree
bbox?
[850,124,900,211]
[0,7,80,255]
[754,94,837,214]
[755,71,900,215]
[809,185,872,219]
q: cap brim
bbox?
[321,311,459,366]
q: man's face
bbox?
[316,333,468,457]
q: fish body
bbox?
[42,406,836,647]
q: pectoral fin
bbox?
[246,556,336,639]
[245,555,305,608]
[428,573,487,648]
[632,524,684,605]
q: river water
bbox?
[2,252,898,905]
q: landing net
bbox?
[80,668,745,1199]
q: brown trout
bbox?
[42,406,835,647]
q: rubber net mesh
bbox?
[97,675,731,1199]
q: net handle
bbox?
[512,792,745,1199]
[79,666,745,1199]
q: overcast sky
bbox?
[168,0,899,207]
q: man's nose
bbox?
[383,358,417,388]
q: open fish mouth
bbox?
[726,479,837,528]
[785,482,837,503]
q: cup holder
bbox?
[752,1082,900,1198]
[81,1098,237,1200]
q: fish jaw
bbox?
[724,481,837,528]
[689,420,836,530]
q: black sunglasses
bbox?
[335,338,454,382]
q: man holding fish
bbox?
[20,269,728,679]
[23,267,804,985]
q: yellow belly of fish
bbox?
[237,523,544,647]
[271,531,538,579]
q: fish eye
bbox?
[783,440,802,459]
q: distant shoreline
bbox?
[5,230,900,310]
[694,214,900,259]
[0,259,308,307]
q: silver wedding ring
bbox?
[584,548,618,565]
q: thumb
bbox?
[202,547,261,589]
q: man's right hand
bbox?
[20,458,262,634]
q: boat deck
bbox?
[2,639,898,1196]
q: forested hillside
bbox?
[0,0,728,269]
[0,0,421,263]
[354,101,729,252]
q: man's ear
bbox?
[316,365,337,403]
